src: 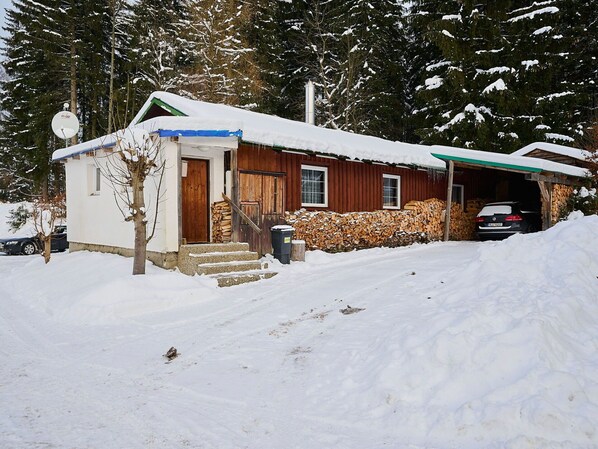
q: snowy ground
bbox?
[1,216,598,449]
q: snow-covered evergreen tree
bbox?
[410,0,597,152]
[506,1,576,145]
[557,0,598,139]
[247,0,308,118]
[127,0,192,104]
[253,0,407,139]
[181,0,263,107]
[412,0,518,152]
[0,0,70,198]
[327,0,408,138]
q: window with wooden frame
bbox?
[452,184,465,209]
[301,165,328,207]
[383,174,401,209]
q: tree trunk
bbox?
[108,3,116,134]
[70,8,78,146]
[43,237,51,264]
[132,176,147,275]
[40,177,49,202]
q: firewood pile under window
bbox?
[285,198,485,252]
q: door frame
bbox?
[180,157,211,245]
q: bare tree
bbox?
[31,193,66,264]
[97,128,166,275]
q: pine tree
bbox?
[181,0,263,107]
[410,0,597,151]
[247,0,310,119]
[506,1,576,145]
[334,0,408,139]
[411,0,517,152]
[249,0,409,139]
[0,0,70,198]
[127,0,192,107]
[558,0,598,138]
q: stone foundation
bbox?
[68,242,179,269]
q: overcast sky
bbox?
[0,0,9,40]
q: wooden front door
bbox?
[182,159,209,243]
[239,171,285,254]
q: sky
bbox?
[0,0,8,40]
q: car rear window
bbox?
[478,205,512,216]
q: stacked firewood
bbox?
[551,184,574,222]
[211,201,232,243]
[284,198,486,252]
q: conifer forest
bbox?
[0,0,596,199]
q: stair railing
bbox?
[221,193,262,234]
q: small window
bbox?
[301,165,328,207]
[88,164,101,195]
[451,184,464,209]
[383,174,401,209]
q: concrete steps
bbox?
[178,243,277,287]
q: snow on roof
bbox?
[128,92,446,169]
[432,145,589,178]
[54,93,444,169]
[512,141,591,161]
[52,133,118,161]
[52,92,589,178]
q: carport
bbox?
[431,145,589,240]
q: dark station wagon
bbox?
[475,202,541,241]
[0,225,69,255]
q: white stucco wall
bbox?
[64,139,179,253]
[64,136,236,254]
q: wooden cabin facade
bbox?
[53,92,589,266]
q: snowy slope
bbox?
[1,217,598,448]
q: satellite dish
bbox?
[52,111,79,140]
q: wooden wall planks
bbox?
[237,143,498,213]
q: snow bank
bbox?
[3,251,219,324]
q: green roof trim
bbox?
[431,153,543,173]
[137,97,187,124]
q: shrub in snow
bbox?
[31,194,66,264]
[560,185,598,219]
[7,203,31,232]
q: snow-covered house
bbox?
[52,92,588,271]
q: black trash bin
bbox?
[271,225,295,264]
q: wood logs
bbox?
[284,198,486,252]
[211,201,232,243]
[291,240,306,262]
[551,184,574,223]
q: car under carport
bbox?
[430,145,589,240]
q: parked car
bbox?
[0,225,68,255]
[475,202,541,241]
